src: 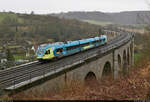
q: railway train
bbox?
[36,35,107,62]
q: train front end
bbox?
[36,44,55,61]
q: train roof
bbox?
[38,35,107,50]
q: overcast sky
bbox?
[0,0,150,14]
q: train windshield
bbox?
[45,50,50,55]
[36,48,45,55]
[36,44,47,55]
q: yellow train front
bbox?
[36,35,107,62]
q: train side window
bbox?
[66,45,80,51]
[92,41,97,44]
[56,48,63,54]
[80,42,90,47]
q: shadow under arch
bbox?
[118,54,122,73]
[85,72,97,85]
[102,61,112,77]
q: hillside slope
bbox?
[0,12,101,45]
[51,11,150,25]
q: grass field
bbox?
[8,45,21,49]
[0,45,21,50]
[0,13,17,22]
[0,12,23,23]
[82,19,113,26]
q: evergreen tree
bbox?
[6,48,14,61]
[6,48,15,68]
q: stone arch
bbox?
[102,61,112,77]
[85,72,97,84]
[123,50,127,75]
[118,54,122,72]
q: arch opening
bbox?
[102,61,112,77]
[85,72,96,85]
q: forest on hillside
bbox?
[0,12,101,46]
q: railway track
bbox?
[0,31,134,91]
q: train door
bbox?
[90,41,95,48]
[43,49,51,59]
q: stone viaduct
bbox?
[19,32,134,94]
